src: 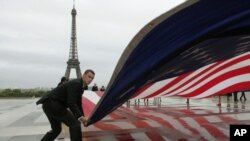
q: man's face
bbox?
[82,72,94,86]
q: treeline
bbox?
[0,89,50,98]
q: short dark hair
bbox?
[84,69,95,75]
[61,76,68,82]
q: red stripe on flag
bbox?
[82,97,96,118]
[132,83,154,98]
[180,66,250,97]
[145,72,192,98]
[162,61,223,97]
[175,54,250,97]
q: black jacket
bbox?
[37,78,85,118]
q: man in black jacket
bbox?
[37,69,95,141]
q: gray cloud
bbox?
[0,0,185,88]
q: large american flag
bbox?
[132,51,250,99]
[86,1,250,126]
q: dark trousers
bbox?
[233,92,238,102]
[41,99,82,141]
[240,91,247,100]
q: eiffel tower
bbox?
[65,1,82,79]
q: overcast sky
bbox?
[0,0,185,89]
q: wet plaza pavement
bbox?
[0,93,250,141]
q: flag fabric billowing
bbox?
[86,0,250,126]
[132,52,250,99]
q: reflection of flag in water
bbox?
[82,92,240,140]
[86,0,250,126]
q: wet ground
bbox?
[0,93,249,141]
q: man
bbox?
[240,91,247,101]
[57,76,69,86]
[100,85,105,91]
[91,83,98,91]
[36,69,95,141]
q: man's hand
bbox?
[78,116,87,125]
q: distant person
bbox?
[36,69,95,141]
[240,91,247,101]
[226,92,232,101]
[92,83,98,91]
[233,91,239,102]
[84,85,88,90]
[57,76,68,86]
[100,86,105,91]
